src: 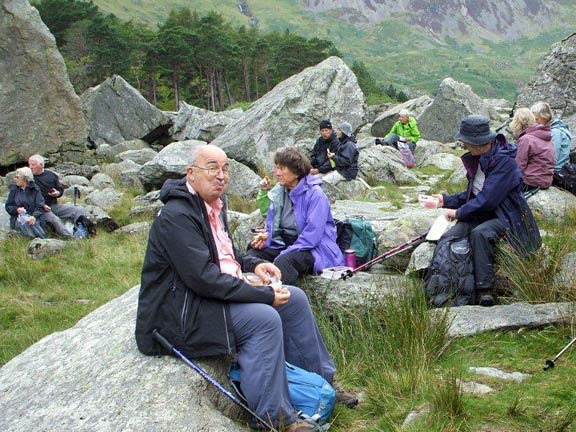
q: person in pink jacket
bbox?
[511,108,555,192]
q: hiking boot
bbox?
[333,382,359,408]
[285,420,318,432]
[477,290,495,307]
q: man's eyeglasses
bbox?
[192,164,230,176]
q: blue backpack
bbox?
[229,362,336,425]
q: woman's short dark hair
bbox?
[274,147,312,179]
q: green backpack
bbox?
[335,218,378,265]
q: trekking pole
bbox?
[543,335,576,371]
[340,233,426,280]
[152,330,278,432]
[523,187,540,200]
[73,186,79,206]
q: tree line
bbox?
[34,0,406,111]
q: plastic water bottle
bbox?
[74,222,87,239]
[17,213,29,225]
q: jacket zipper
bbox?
[180,288,189,336]
[222,306,233,356]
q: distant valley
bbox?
[90,0,576,101]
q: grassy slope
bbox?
[90,0,576,101]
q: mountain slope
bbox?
[89,0,576,101]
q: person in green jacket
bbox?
[379,109,421,152]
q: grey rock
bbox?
[116,222,150,235]
[468,367,531,382]
[0,0,86,166]
[431,302,574,337]
[553,252,576,289]
[60,175,90,188]
[96,139,151,160]
[138,140,203,190]
[28,238,67,259]
[371,95,433,137]
[85,188,123,211]
[405,242,436,276]
[83,205,119,232]
[62,186,93,200]
[131,191,163,217]
[171,102,243,142]
[426,153,462,171]
[90,173,115,189]
[516,33,576,119]
[118,171,144,192]
[414,139,459,168]
[0,197,11,241]
[0,286,248,432]
[321,179,371,202]
[448,166,467,186]
[82,75,171,147]
[114,148,158,165]
[211,56,366,170]
[51,162,99,179]
[456,379,495,395]
[401,403,432,429]
[418,78,496,143]
[101,159,142,180]
[367,102,394,124]
[226,160,261,199]
[526,187,576,223]
[359,146,421,185]
[228,209,264,252]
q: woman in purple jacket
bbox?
[511,108,555,192]
[249,147,344,285]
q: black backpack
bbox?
[424,236,475,307]
[553,162,576,195]
[335,218,378,266]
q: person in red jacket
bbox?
[511,108,555,193]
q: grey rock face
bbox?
[414,139,461,168]
[171,102,244,142]
[82,75,171,147]
[322,179,371,202]
[90,173,115,189]
[116,222,150,235]
[85,188,124,211]
[359,146,421,185]
[96,139,151,161]
[60,175,90,188]
[52,162,99,179]
[418,78,495,143]
[515,33,576,118]
[101,159,142,180]
[0,0,86,166]
[468,367,531,383]
[114,148,158,165]
[553,252,576,289]
[226,160,261,199]
[0,197,11,241]
[526,187,576,223]
[371,95,433,138]
[211,56,366,170]
[130,190,163,217]
[0,286,248,432]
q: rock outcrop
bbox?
[82,75,171,148]
[515,32,576,132]
[171,102,244,143]
[211,56,366,170]
[370,95,432,138]
[0,286,247,432]
[0,0,86,167]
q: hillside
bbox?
[89,0,576,101]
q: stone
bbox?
[226,160,261,199]
[130,191,163,217]
[60,175,90,188]
[359,145,421,185]
[455,379,495,395]
[413,139,460,168]
[85,188,123,211]
[405,241,436,276]
[417,78,496,143]
[0,0,86,167]
[211,56,366,170]
[401,403,432,429]
[62,185,93,200]
[526,187,576,223]
[553,252,576,289]
[321,179,371,202]
[0,286,247,432]
[51,162,99,179]
[28,238,67,259]
[114,148,158,165]
[90,173,115,189]
[171,102,243,142]
[431,302,574,337]
[228,209,264,252]
[82,75,171,148]
[83,205,119,232]
[101,159,142,180]
[116,222,150,235]
[0,197,12,241]
[468,367,531,382]
[96,139,151,161]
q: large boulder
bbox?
[0,286,247,431]
[526,187,576,223]
[0,0,86,166]
[358,145,421,185]
[211,56,366,170]
[515,32,576,131]
[171,102,244,142]
[82,75,171,148]
[417,78,497,143]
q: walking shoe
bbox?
[477,290,495,307]
[333,382,359,408]
[285,420,318,432]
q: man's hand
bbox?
[310,168,319,175]
[326,149,334,159]
[44,204,51,212]
[254,262,282,284]
[49,188,59,197]
[260,176,271,191]
[444,209,457,221]
[431,194,444,208]
[16,207,26,215]
[250,231,268,250]
[26,215,36,225]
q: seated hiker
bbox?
[310,119,340,176]
[378,109,420,152]
[530,101,572,174]
[249,147,344,286]
[5,167,47,239]
[135,144,357,432]
[320,122,359,185]
[511,108,554,193]
[28,154,93,238]
[431,115,541,307]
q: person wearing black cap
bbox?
[321,122,359,185]
[310,120,340,176]
[431,115,541,306]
